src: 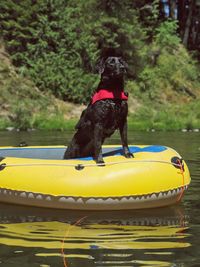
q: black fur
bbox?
[63,53,133,164]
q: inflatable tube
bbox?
[0,145,190,210]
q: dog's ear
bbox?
[95,58,106,74]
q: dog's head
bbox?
[97,56,128,78]
[96,48,128,78]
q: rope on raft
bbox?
[0,159,184,169]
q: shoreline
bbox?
[1,118,199,132]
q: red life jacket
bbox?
[91,89,128,105]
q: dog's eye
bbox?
[107,58,115,65]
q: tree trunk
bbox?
[189,0,200,51]
[177,0,187,38]
[183,0,195,47]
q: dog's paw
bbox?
[96,160,105,166]
[125,152,134,158]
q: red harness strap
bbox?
[91,89,128,105]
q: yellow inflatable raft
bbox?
[0,145,190,210]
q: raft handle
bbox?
[171,157,184,171]
[0,163,6,171]
[75,164,85,171]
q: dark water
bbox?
[0,130,199,267]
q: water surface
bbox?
[0,130,199,267]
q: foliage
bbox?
[136,20,200,103]
[0,1,199,130]
[0,0,99,103]
[0,0,147,102]
[0,56,59,130]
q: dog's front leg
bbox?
[119,120,134,158]
[94,123,105,165]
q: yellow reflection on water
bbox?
[0,205,191,266]
[0,221,190,250]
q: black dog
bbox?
[63,54,133,164]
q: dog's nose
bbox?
[116,58,126,72]
[119,64,125,71]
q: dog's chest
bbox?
[109,101,124,117]
[109,105,123,125]
[95,98,125,112]
[93,99,127,130]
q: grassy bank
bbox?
[0,44,85,131]
[1,105,199,132]
[128,100,200,131]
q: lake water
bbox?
[0,130,199,267]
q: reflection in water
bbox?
[0,204,190,267]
